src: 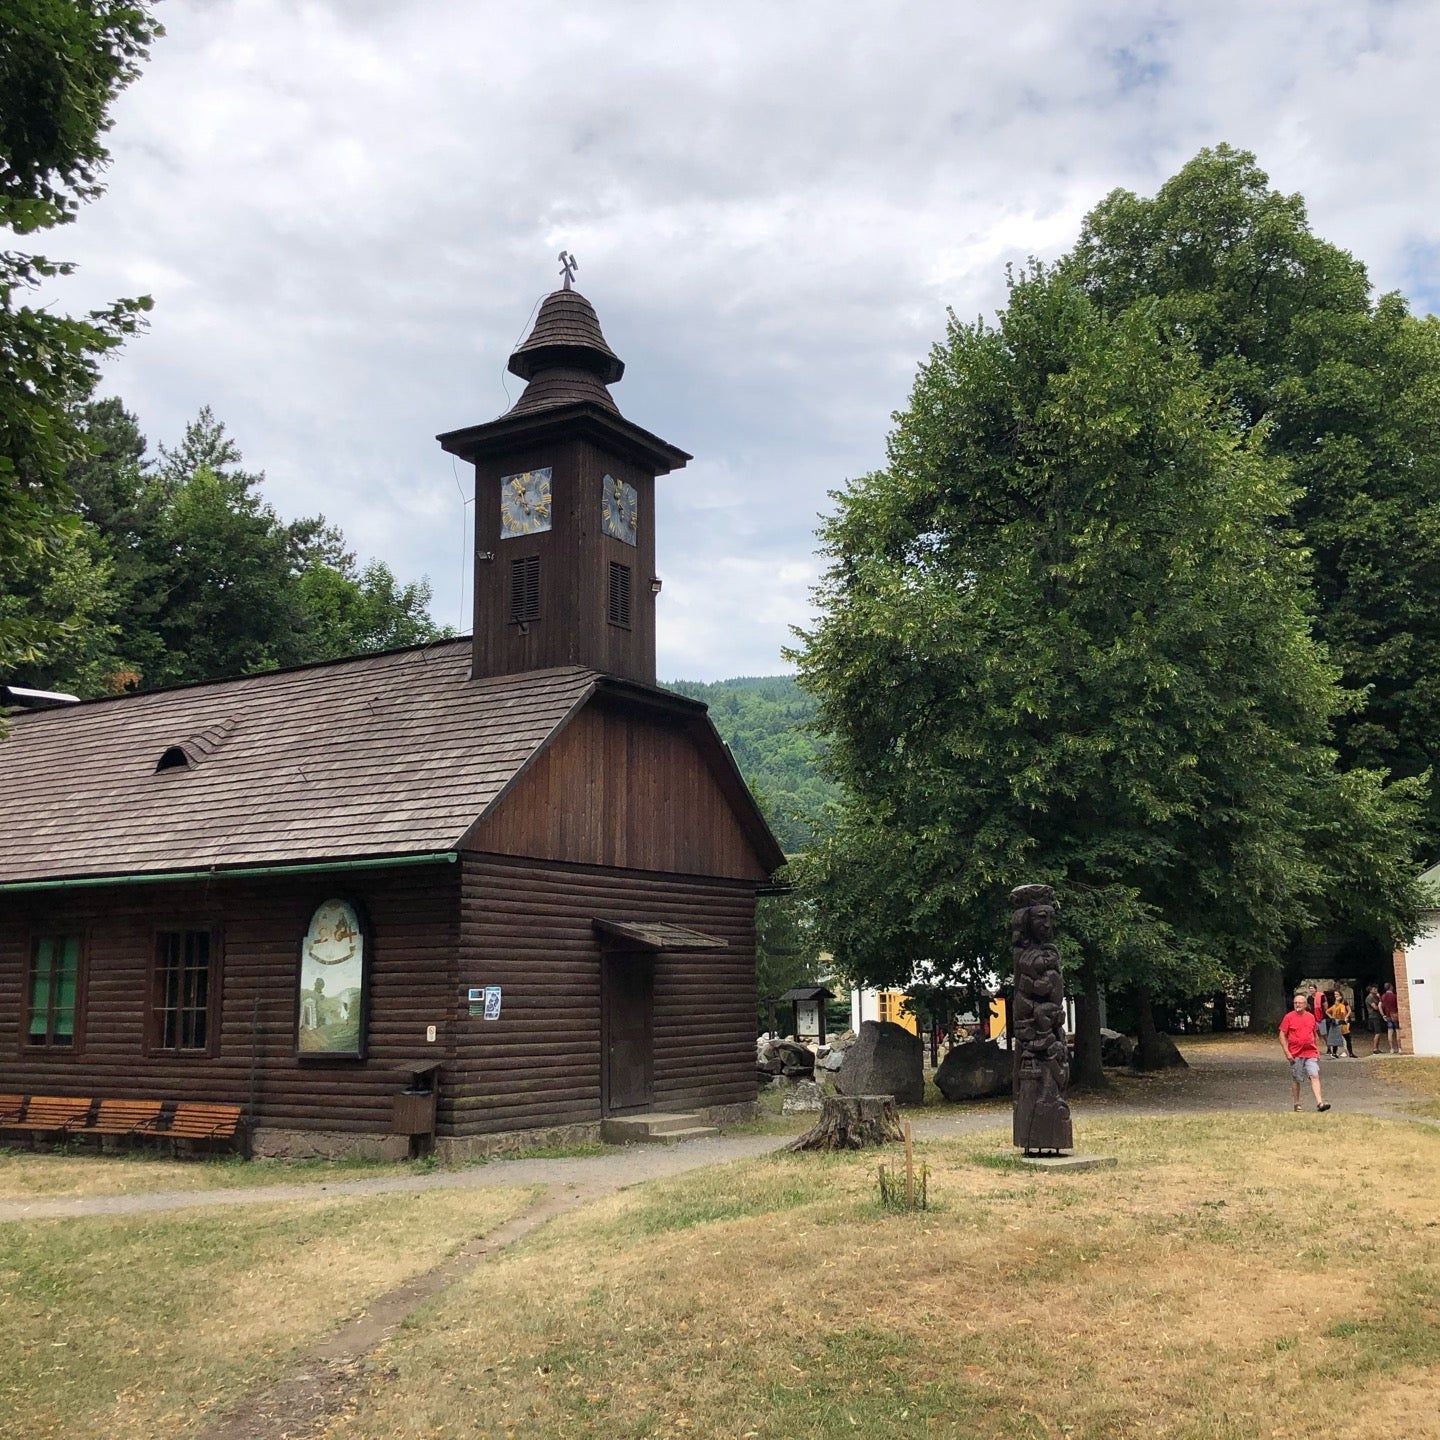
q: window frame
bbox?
[145,923,224,1058]
[20,928,89,1055]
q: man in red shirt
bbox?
[1380,982,1401,1054]
[1280,992,1331,1112]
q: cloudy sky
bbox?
[58,0,1440,679]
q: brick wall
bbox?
[1392,946,1413,1054]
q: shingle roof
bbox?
[0,641,597,885]
[507,289,624,385]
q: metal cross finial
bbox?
[558,251,578,290]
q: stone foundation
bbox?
[251,1127,410,1162]
[251,1099,758,1164]
[435,1121,603,1163]
[700,1099,758,1127]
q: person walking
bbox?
[1365,985,1385,1055]
[1327,990,1353,1058]
[1380,982,1401,1054]
[1280,992,1330,1112]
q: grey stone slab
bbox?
[1017,1153,1118,1172]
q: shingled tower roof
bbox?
[505,288,624,417]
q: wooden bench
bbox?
[89,1099,165,1138]
[163,1102,243,1142]
[13,1095,94,1135]
[0,1095,244,1151]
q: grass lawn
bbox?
[326,1112,1440,1440]
[0,1184,538,1438]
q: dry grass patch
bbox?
[1368,1056,1440,1117]
[0,1145,408,1200]
[325,1113,1440,1440]
[0,1183,538,1438]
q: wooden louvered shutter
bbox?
[509,555,540,622]
[607,561,632,629]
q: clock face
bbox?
[500,468,553,539]
[601,474,638,546]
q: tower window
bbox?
[607,561,632,629]
[509,555,540,623]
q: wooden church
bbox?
[0,277,783,1158]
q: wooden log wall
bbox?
[452,852,758,1136]
[0,863,458,1135]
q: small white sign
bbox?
[425,1024,437,1043]
[483,986,502,1021]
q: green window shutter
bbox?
[28,937,53,1038]
[53,937,78,1040]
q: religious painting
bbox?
[297,899,367,1058]
[601,474,637,545]
[500,467,553,539]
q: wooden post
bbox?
[903,1121,914,1208]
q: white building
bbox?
[1394,861,1440,1057]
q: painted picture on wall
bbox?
[297,899,366,1056]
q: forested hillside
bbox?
[664,675,834,853]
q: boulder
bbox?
[933,1038,1012,1101]
[1131,1030,1189,1071]
[835,1020,924,1106]
[782,1079,825,1114]
[1100,1028,1137,1068]
[775,1040,816,1076]
[817,1048,847,1073]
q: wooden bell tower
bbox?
[438,276,689,685]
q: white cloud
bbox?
[44,0,1440,679]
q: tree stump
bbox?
[789,1094,903,1152]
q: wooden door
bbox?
[603,955,654,1114]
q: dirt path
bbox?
[0,1131,797,1224]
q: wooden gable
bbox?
[463,693,779,882]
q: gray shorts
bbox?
[1290,1057,1319,1082]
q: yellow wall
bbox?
[877,990,917,1034]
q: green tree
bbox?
[1070,146,1440,853]
[792,265,1423,1083]
[298,557,448,662]
[43,404,452,691]
[0,1,159,711]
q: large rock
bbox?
[933,1038,1012,1101]
[757,1036,815,1082]
[1100,1028,1137,1068]
[835,1020,924,1106]
[817,1048,847,1073]
[782,1079,825,1114]
[1131,1030,1189,1071]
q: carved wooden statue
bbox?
[1010,883,1073,1154]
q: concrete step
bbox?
[648,1125,720,1145]
[600,1113,719,1145]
